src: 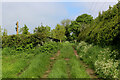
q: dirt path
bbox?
[42,50,60,78]
[73,49,98,78]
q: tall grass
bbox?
[20,53,51,78]
[2,53,34,78]
[50,42,90,78]
[48,59,68,78]
[69,56,90,78]
[2,42,61,78]
[59,43,74,59]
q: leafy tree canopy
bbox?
[51,24,66,42]
[76,14,93,24]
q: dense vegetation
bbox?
[75,41,119,78]
[2,42,61,78]
[1,1,120,79]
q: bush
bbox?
[38,42,62,55]
[2,47,16,55]
[94,48,119,78]
[76,41,120,78]
[95,59,119,78]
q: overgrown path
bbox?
[73,49,98,78]
[42,50,60,78]
[43,44,91,78]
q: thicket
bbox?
[2,41,61,55]
[2,33,50,49]
[78,2,120,47]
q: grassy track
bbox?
[19,53,51,78]
[2,53,34,78]
[48,59,68,78]
[69,56,90,78]
[2,43,91,78]
[48,43,90,78]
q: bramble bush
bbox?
[38,41,62,54]
[2,41,62,55]
[76,41,120,78]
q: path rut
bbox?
[73,49,98,78]
[42,50,60,78]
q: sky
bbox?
[1,0,118,35]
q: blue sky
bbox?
[2,2,117,35]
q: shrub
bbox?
[95,59,119,78]
[94,48,119,78]
[76,41,120,78]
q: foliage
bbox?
[19,24,30,34]
[69,14,93,41]
[51,24,66,42]
[61,19,71,41]
[2,33,48,49]
[2,41,61,78]
[61,19,71,26]
[76,14,93,24]
[59,42,74,59]
[38,42,62,55]
[2,41,61,55]
[76,41,120,78]
[3,29,7,36]
[77,3,120,46]
[34,25,51,37]
[69,21,81,40]
[95,58,119,78]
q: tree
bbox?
[68,14,93,41]
[19,24,29,34]
[34,25,51,37]
[61,19,71,26]
[69,21,81,40]
[51,24,66,43]
[61,19,71,41]
[34,25,51,42]
[76,14,93,24]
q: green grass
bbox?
[2,42,92,78]
[60,43,90,78]
[48,43,90,78]
[69,56,90,78]
[2,53,34,78]
[48,59,68,78]
[59,43,74,59]
[2,42,61,78]
[19,53,51,78]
